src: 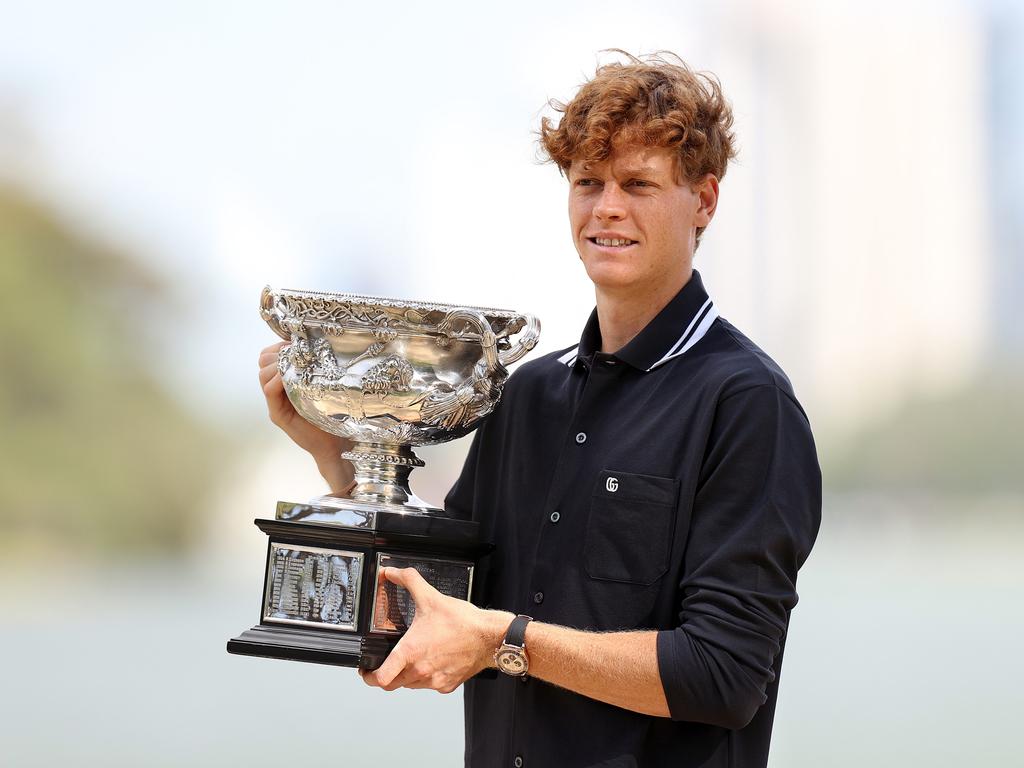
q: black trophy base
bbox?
[227,499,491,670]
[228,625,399,669]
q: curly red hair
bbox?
[540,51,737,246]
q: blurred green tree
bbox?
[0,185,230,559]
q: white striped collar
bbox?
[646,299,718,371]
[562,271,718,372]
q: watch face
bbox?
[496,647,528,676]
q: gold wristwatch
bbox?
[494,614,532,677]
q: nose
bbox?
[593,183,626,221]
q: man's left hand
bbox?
[359,567,510,694]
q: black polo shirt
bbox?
[445,271,822,768]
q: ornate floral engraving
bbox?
[420,377,501,430]
[347,340,388,369]
[260,285,541,510]
[279,336,345,400]
[361,356,414,396]
[264,285,529,345]
[416,309,508,431]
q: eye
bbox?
[574,178,601,187]
[627,179,653,188]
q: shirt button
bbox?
[533,591,544,604]
[549,511,560,523]
[575,432,587,444]
[514,757,524,768]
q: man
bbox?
[258,52,821,768]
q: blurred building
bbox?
[987,3,1024,363]
[412,2,1006,439]
[700,1,992,433]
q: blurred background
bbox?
[1,0,1021,765]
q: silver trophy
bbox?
[228,287,540,669]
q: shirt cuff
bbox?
[656,627,766,729]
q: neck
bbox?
[595,267,693,354]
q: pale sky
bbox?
[0,0,996,431]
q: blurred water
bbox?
[772,494,1024,767]
[2,494,1021,767]
[0,561,464,767]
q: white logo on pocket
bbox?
[606,477,619,492]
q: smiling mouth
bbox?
[589,237,637,247]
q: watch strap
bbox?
[504,614,532,648]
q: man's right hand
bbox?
[258,341,355,495]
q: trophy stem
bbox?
[342,443,442,514]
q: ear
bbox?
[693,174,720,228]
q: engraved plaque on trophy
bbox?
[227,287,539,669]
[370,554,475,634]
[264,544,363,632]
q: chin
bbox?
[583,264,641,292]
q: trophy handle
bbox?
[260,285,293,341]
[499,313,541,367]
[420,309,506,432]
[437,309,502,376]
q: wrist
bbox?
[478,609,515,670]
[315,452,355,496]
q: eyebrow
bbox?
[573,164,659,176]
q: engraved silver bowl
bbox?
[261,286,540,513]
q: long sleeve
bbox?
[444,425,486,523]
[656,383,822,729]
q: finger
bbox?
[258,363,280,388]
[262,371,286,399]
[262,375,296,425]
[258,350,286,370]
[358,667,393,690]
[371,645,409,689]
[359,664,383,687]
[360,672,383,688]
[357,667,379,688]
[381,665,423,692]
[402,672,460,693]
[383,566,432,601]
[258,342,288,368]
[258,340,289,356]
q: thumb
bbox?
[382,566,433,602]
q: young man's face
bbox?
[568,145,706,297]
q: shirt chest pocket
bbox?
[584,470,680,586]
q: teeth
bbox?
[595,238,633,247]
